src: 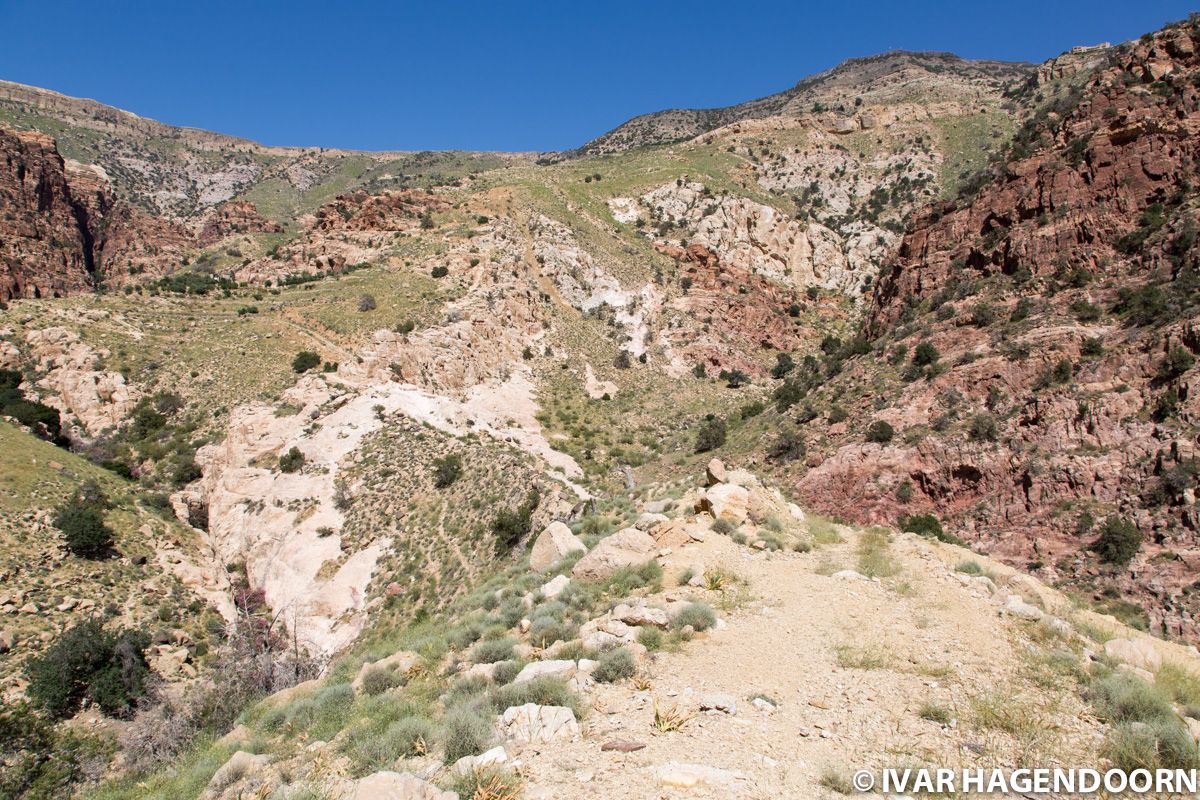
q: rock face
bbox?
[196,199,282,246]
[25,326,140,437]
[0,129,96,299]
[571,528,658,581]
[793,22,1200,640]
[0,127,194,299]
[528,521,587,572]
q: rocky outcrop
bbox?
[0,129,96,299]
[24,326,140,437]
[794,21,1200,641]
[0,128,194,298]
[196,199,283,246]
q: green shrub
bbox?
[694,416,727,453]
[54,506,113,558]
[899,514,963,545]
[431,265,449,278]
[432,454,462,488]
[968,412,999,442]
[447,766,523,799]
[491,660,523,686]
[278,446,305,473]
[912,342,940,366]
[672,602,716,632]
[491,489,540,552]
[865,420,894,444]
[439,703,493,763]
[603,560,662,595]
[767,429,806,462]
[291,351,321,373]
[26,621,149,719]
[637,627,663,651]
[956,560,984,575]
[488,676,582,718]
[1094,515,1141,565]
[471,638,516,665]
[591,648,636,683]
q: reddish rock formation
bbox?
[0,129,96,299]
[794,22,1200,640]
[0,128,194,298]
[196,199,283,246]
[311,189,446,233]
[656,242,827,376]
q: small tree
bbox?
[55,506,113,558]
[1094,515,1141,565]
[766,429,806,462]
[431,265,449,279]
[695,416,727,453]
[865,420,894,444]
[770,353,795,379]
[432,454,462,488]
[26,620,149,719]
[968,412,999,442]
[492,489,540,552]
[291,351,320,373]
[278,447,305,473]
[912,342,940,367]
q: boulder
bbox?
[498,703,580,744]
[512,660,577,684]
[351,771,457,800]
[452,745,508,776]
[1002,595,1045,621]
[529,522,587,572]
[206,751,271,798]
[352,650,419,694]
[705,458,728,486]
[698,484,749,524]
[1105,638,1162,672]
[611,602,670,628]
[634,512,669,531]
[571,528,657,581]
[539,574,571,599]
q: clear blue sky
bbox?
[0,0,1194,151]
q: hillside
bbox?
[571,51,1035,157]
[4,16,1200,800]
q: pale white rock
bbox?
[611,602,670,628]
[831,570,869,581]
[1002,595,1045,621]
[571,528,657,581]
[350,771,457,800]
[700,483,749,524]
[1105,638,1163,672]
[529,522,588,572]
[539,574,570,599]
[498,704,580,744]
[656,762,745,788]
[512,660,577,684]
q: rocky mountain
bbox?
[572,51,1034,157]
[5,16,1200,800]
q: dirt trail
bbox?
[516,528,1105,799]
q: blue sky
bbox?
[0,0,1193,151]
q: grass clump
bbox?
[956,560,984,575]
[488,676,583,719]
[603,561,662,595]
[446,766,523,800]
[591,649,636,684]
[918,702,952,725]
[856,527,899,578]
[834,643,891,671]
[671,602,716,632]
[471,637,516,665]
[819,769,854,794]
[439,702,495,764]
